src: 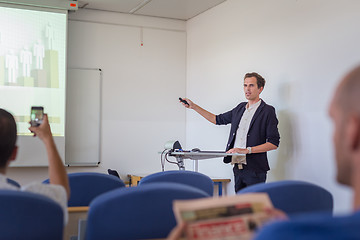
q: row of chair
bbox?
[86,182,209,240]
[53,171,333,217]
[1,171,334,240]
[83,170,214,239]
[78,171,335,239]
[0,171,214,240]
[42,170,214,207]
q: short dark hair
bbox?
[244,72,266,89]
[0,109,17,168]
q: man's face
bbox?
[244,77,263,101]
[329,91,352,186]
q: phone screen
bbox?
[30,107,44,127]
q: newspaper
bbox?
[173,193,274,240]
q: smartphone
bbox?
[30,106,44,127]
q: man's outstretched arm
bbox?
[180,98,216,124]
[29,114,70,199]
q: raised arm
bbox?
[29,114,70,198]
[180,98,216,124]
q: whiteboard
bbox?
[65,68,101,166]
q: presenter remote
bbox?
[179,97,189,106]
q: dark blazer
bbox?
[216,100,280,173]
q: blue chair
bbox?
[238,180,333,217]
[138,170,214,196]
[254,211,360,240]
[85,182,210,240]
[44,172,125,206]
[7,178,20,188]
[0,190,64,240]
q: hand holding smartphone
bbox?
[30,106,44,127]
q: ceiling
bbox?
[77,0,227,21]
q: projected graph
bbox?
[0,13,62,88]
[0,6,66,136]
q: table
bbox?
[64,207,89,240]
[212,178,231,196]
[168,150,244,171]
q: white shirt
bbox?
[0,174,68,224]
[232,99,262,169]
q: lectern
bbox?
[168,150,245,170]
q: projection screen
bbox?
[0,4,67,166]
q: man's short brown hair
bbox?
[0,109,17,168]
[244,72,266,89]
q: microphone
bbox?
[164,140,182,152]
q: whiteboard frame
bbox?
[65,67,102,166]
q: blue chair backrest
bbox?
[44,172,125,206]
[0,190,64,240]
[85,182,210,240]
[238,180,333,217]
[6,178,21,188]
[138,170,214,196]
[254,211,360,240]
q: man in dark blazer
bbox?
[180,72,280,192]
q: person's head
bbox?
[243,72,265,102]
[329,65,360,187]
[0,109,17,169]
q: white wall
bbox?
[67,9,188,176]
[186,0,360,213]
[8,9,187,183]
